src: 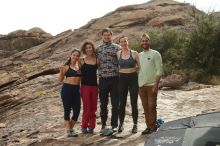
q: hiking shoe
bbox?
[81,128,88,134]
[141,128,157,135]
[131,124,137,133]
[87,128,94,134]
[118,124,124,133]
[67,130,78,137]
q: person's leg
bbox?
[118,74,128,125]
[110,77,119,128]
[118,74,128,132]
[147,86,157,130]
[69,86,81,137]
[70,120,77,130]
[62,104,71,125]
[61,84,72,128]
[99,78,110,128]
[88,86,98,131]
[71,85,81,123]
[80,85,91,133]
[127,73,138,133]
[139,86,149,127]
[67,120,78,137]
[129,73,139,125]
[61,84,78,137]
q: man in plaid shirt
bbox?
[96,28,120,132]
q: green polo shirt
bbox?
[138,49,163,87]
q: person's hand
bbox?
[136,66,140,72]
[152,84,158,94]
[59,65,66,75]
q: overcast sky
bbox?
[1,0,220,35]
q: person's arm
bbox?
[58,65,67,83]
[153,52,163,93]
[133,51,140,72]
[117,50,121,60]
[78,57,84,67]
[153,75,161,93]
[95,47,100,66]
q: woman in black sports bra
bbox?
[117,36,140,134]
[79,41,98,134]
[58,48,81,137]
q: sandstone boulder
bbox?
[0,27,53,58]
[160,73,186,88]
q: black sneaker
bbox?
[87,128,94,134]
[141,128,157,135]
[118,124,124,133]
[81,128,88,134]
[131,124,137,133]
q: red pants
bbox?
[139,86,157,129]
[81,85,98,129]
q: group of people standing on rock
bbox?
[58,28,163,137]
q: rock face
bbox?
[0,27,53,58]
[79,0,203,43]
[0,0,218,145]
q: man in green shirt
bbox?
[138,33,163,135]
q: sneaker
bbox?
[112,126,118,132]
[118,124,124,133]
[131,124,137,133]
[141,128,157,135]
[87,128,94,134]
[81,128,88,134]
[100,125,106,134]
[67,130,78,137]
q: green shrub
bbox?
[185,14,220,75]
[145,27,188,75]
[129,43,142,52]
[130,15,220,82]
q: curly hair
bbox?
[80,41,95,55]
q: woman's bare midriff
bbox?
[119,67,138,74]
[63,77,81,85]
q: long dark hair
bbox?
[64,48,81,65]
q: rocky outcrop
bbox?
[0,27,53,58]
[160,74,186,89]
[79,0,203,44]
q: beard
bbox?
[141,44,150,50]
